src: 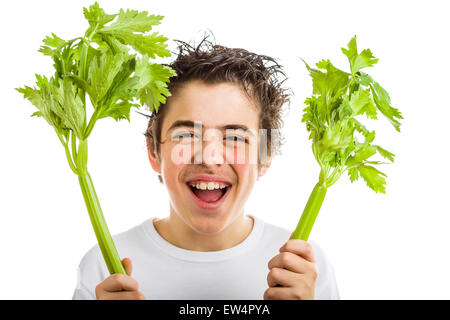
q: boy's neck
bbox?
[152,212,254,252]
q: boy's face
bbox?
[148,80,270,235]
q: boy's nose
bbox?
[202,135,225,165]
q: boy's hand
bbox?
[95,257,146,300]
[264,239,318,300]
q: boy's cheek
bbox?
[170,144,194,165]
[163,163,186,200]
[224,145,257,165]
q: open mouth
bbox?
[186,183,231,209]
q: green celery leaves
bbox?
[302,36,403,193]
[341,37,379,75]
[17,1,175,143]
[292,37,402,240]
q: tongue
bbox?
[193,188,223,202]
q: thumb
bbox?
[121,257,133,276]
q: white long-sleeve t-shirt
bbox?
[72,215,339,300]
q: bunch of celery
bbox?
[16,2,175,274]
[292,36,403,240]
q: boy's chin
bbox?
[187,216,230,235]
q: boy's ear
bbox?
[146,136,161,174]
[257,159,271,180]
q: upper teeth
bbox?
[190,182,228,190]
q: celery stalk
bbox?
[293,36,403,241]
[79,172,125,274]
[16,2,175,275]
[76,139,125,274]
[292,183,327,240]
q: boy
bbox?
[72,39,339,300]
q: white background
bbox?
[1,0,449,299]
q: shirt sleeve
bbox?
[72,266,96,300]
[71,245,109,300]
[310,240,340,300]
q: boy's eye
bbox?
[172,132,248,144]
[172,132,199,141]
[176,133,193,138]
[225,135,247,143]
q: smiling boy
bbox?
[72,39,339,300]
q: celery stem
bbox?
[291,183,327,241]
[78,172,125,275]
[71,131,78,164]
[326,166,343,187]
[64,144,79,175]
[84,109,98,139]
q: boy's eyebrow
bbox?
[167,120,198,132]
[167,120,255,137]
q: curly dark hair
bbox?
[142,35,290,182]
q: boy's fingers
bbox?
[267,267,299,287]
[279,240,316,262]
[98,290,146,300]
[268,252,314,275]
[264,286,298,300]
[122,257,133,276]
[101,273,139,292]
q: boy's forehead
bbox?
[162,81,260,133]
